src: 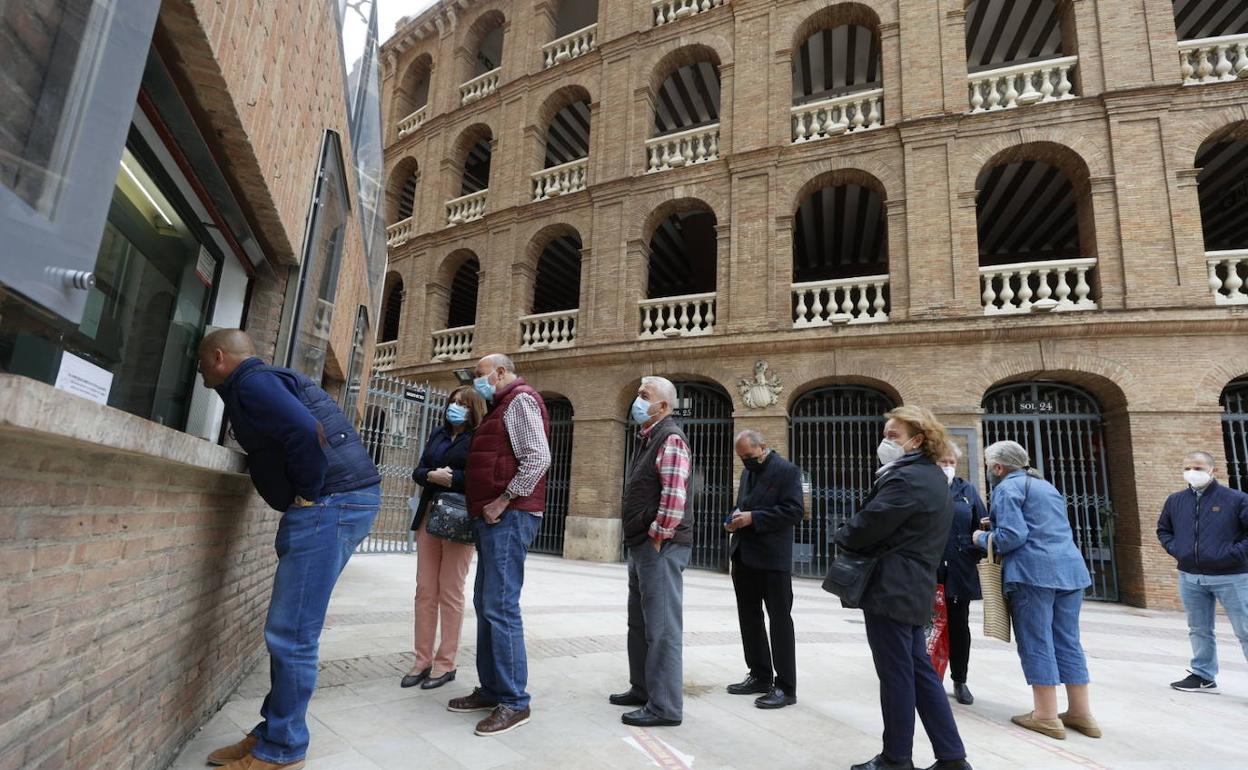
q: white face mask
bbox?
[942,466,956,485]
[877,438,908,466]
[1184,470,1212,489]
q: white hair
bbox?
[641,376,677,407]
[985,440,1030,471]
[481,353,515,373]
[1184,450,1215,466]
[943,442,963,461]
[735,429,766,447]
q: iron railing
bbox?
[533,397,574,555]
[1222,377,1248,492]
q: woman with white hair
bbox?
[973,440,1100,741]
[935,443,988,705]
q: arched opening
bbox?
[792,173,889,326]
[642,202,718,338]
[431,252,480,360]
[533,92,592,200]
[447,125,493,225]
[964,0,1078,111]
[1222,376,1248,491]
[621,380,735,571]
[448,258,480,329]
[981,380,1118,601]
[788,385,896,578]
[459,10,505,105]
[535,395,575,555]
[791,6,883,141]
[975,145,1098,314]
[647,48,722,172]
[542,0,599,68]
[522,230,583,350]
[553,0,598,37]
[387,157,419,225]
[1195,124,1248,304]
[1175,1,1248,82]
[396,54,433,136]
[379,274,404,343]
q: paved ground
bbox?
[169,553,1248,770]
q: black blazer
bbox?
[730,452,805,571]
[833,452,954,627]
[411,426,472,529]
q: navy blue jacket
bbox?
[411,425,472,530]
[217,357,380,511]
[939,477,987,601]
[1157,480,1248,575]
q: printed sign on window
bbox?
[54,352,113,405]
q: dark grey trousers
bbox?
[626,540,692,720]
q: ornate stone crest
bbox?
[738,360,783,409]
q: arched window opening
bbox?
[964,0,1078,112]
[792,181,889,325]
[1195,127,1248,305]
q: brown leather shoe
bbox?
[1059,711,1102,738]
[474,705,531,736]
[448,687,498,713]
[218,754,305,769]
[207,734,258,766]
[1011,712,1066,740]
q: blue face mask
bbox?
[631,396,654,426]
[473,374,495,403]
[446,403,468,425]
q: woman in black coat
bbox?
[937,445,987,706]
[834,406,972,770]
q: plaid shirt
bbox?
[502,392,551,503]
[642,426,692,541]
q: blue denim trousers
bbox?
[1178,570,1248,681]
[1006,583,1090,686]
[473,509,540,709]
[251,484,380,764]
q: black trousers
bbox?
[863,611,966,763]
[730,555,796,693]
[946,595,971,684]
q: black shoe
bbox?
[400,667,431,688]
[622,708,681,727]
[1170,672,1217,692]
[953,682,974,705]
[609,688,647,707]
[754,687,796,709]
[421,670,456,689]
[726,674,772,695]
[850,754,915,770]
[923,761,973,770]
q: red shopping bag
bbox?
[925,584,950,679]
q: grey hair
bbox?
[641,376,677,407]
[482,353,515,373]
[985,440,1031,471]
[943,442,963,461]
[1185,450,1215,466]
[735,429,767,447]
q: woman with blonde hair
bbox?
[835,405,972,770]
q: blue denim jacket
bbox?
[987,470,1091,591]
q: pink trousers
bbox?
[412,518,475,676]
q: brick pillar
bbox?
[937,1,968,117]
[731,7,771,154]
[1088,175,1127,310]
[734,413,790,459]
[901,126,961,318]
[423,283,449,363]
[773,215,795,331]
[899,0,948,120]
[1067,0,1106,96]
[563,414,627,561]
[509,261,537,351]
[885,198,910,321]
[1095,0,1181,91]
[880,20,903,125]
[1172,167,1216,307]
[950,190,982,317]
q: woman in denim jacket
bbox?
[973,440,1101,741]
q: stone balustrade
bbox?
[459,67,501,105]
[431,325,475,361]
[645,123,720,173]
[792,275,889,327]
[386,217,414,248]
[980,258,1097,315]
[967,55,1077,113]
[445,189,488,226]
[396,106,427,138]
[373,340,397,371]
[531,157,588,201]
[519,309,579,350]
[791,88,884,144]
[652,0,726,26]
[638,293,717,339]
[1207,250,1248,305]
[542,24,597,69]
[1179,34,1248,85]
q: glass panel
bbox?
[340,305,369,419]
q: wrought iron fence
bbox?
[533,397,574,555]
[1223,377,1248,492]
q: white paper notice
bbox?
[54,352,113,405]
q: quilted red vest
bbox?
[465,377,550,518]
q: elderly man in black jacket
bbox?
[834,406,972,770]
[724,429,805,709]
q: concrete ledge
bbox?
[0,374,245,474]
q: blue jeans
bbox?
[1006,583,1090,686]
[1179,571,1248,681]
[251,484,379,764]
[473,509,540,709]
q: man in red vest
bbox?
[448,354,551,736]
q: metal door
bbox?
[356,374,448,554]
[1223,377,1248,492]
[534,396,574,555]
[788,386,894,578]
[981,382,1118,601]
[622,381,735,570]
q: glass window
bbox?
[340,305,370,419]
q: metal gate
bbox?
[534,396,574,555]
[356,374,448,554]
[789,386,894,578]
[622,382,735,571]
[1223,377,1248,492]
[982,382,1118,601]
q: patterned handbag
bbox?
[977,534,1011,643]
[425,492,476,544]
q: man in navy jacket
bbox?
[1157,450,1248,693]
[196,329,380,770]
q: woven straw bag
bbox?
[978,534,1011,643]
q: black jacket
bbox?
[1157,480,1248,575]
[730,452,805,571]
[833,452,953,627]
[411,426,472,529]
[939,477,987,601]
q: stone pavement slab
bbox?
[168,554,1248,770]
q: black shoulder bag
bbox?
[821,542,904,607]
[425,492,476,544]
